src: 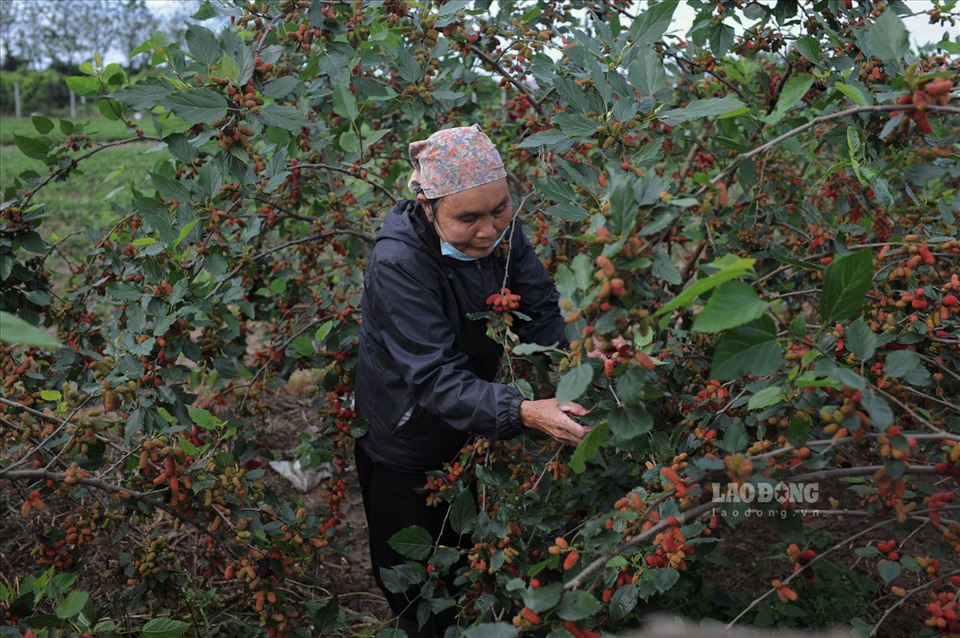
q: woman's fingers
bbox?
[559,402,590,416]
[520,399,589,445]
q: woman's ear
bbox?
[416,193,433,222]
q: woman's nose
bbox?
[476,216,498,238]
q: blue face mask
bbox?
[435,218,513,261]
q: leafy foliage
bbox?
[1,1,959,637]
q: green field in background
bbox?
[0,116,141,145]
[2,119,162,251]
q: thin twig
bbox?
[710,104,960,187]
[465,42,542,115]
[870,568,960,637]
[716,505,960,635]
[20,137,161,210]
[296,162,397,204]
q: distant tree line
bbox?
[0,0,204,115]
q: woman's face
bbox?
[421,179,513,259]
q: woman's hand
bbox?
[519,399,590,445]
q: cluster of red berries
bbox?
[486,288,521,313]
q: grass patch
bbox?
[0,116,141,145]
[2,140,163,253]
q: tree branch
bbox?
[0,467,224,542]
[465,42,543,115]
[564,499,717,590]
[710,104,960,186]
[296,162,397,204]
[788,464,937,484]
[20,137,161,210]
[203,228,372,300]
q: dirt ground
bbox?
[258,379,393,628]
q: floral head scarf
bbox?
[408,124,507,198]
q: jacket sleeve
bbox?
[507,222,568,348]
[363,254,526,440]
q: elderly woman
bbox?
[354,124,587,635]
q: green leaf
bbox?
[178,434,197,457]
[463,623,516,638]
[173,219,199,249]
[151,172,192,203]
[864,9,909,63]
[570,421,610,474]
[15,134,52,160]
[185,24,222,67]
[884,350,931,386]
[511,342,557,356]
[711,317,783,381]
[450,490,476,535]
[655,256,756,317]
[616,367,649,404]
[786,417,811,448]
[339,130,359,154]
[141,617,191,638]
[764,76,813,124]
[628,47,665,96]
[608,404,653,444]
[0,312,61,348]
[258,105,309,131]
[847,317,877,361]
[66,76,101,97]
[651,249,682,285]
[160,89,228,124]
[136,197,177,246]
[314,321,334,343]
[653,567,680,592]
[609,584,638,623]
[708,22,735,58]
[720,419,749,452]
[748,386,785,410]
[556,364,593,404]
[552,114,600,137]
[630,0,678,45]
[557,590,602,621]
[263,76,300,99]
[877,559,902,584]
[518,129,568,148]
[32,115,54,134]
[113,77,179,110]
[659,96,746,125]
[860,391,893,429]
[834,82,868,106]
[40,390,62,401]
[692,281,769,333]
[523,583,563,612]
[820,251,874,322]
[794,36,822,65]
[188,407,221,430]
[333,85,359,121]
[55,590,88,619]
[291,337,314,356]
[387,526,433,560]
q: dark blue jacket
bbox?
[355,200,565,472]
